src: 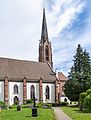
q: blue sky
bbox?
[0,0,91,76]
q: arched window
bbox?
[46,85,50,99]
[30,85,35,100]
[14,85,18,94]
[45,45,49,61]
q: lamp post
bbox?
[32,96,37,117]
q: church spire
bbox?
[41,8,48,41]
[39,8,53,68]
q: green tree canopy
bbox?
[64,44,91,101]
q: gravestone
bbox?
[17,101,22,111]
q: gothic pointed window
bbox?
[46,85,50,99]
[30,85,35,99]
[45,45,49,61]
[14,85,18,94]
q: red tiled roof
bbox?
[0,57,56,82]
[58,72,67,81]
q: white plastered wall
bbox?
[0,81,4,101]
[27,82,39,103]
[9,82,23,105]
[43,83,55,103]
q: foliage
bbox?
[84,94,91,112]
[60,102,68,106]
[79,88,91,112]
[36,102,43,108]
[86,88,91,95]
[79,92,87,110]
[64,44,91,101]
[9,105,13,109]
[64,79,81,101]
[36,102,52,109]
[14,100,19,105]
[61,106,91,120]
[43,103,52,108]
[0,101,6,106]
[26,99,33,104]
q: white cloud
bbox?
[48,0,86,37]
[0,0,43,60]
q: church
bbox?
[0,9,67,105]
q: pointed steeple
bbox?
[41,8,48,41]
[39,8,53,68]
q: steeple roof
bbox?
[41,8,48,41]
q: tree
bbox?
[64,44,91,101]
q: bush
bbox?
[9,105,13,109]
[84,94,91,112]
[26,99,33,104]
[14,100,19,105]
[86,89,91,95]
[36,102,52,108]
[0,101,6,109]
[0,101,6,106]
[60,102,68,106]
[43,103,52,108]
[52,103,56,107]
[79,92,87,111]
[36,102,43,108]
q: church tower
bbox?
[39,8,53,68]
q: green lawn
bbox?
[61,106,91,120]
[0,108,55,120]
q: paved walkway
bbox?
[53,107,72,120]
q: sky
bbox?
[0,0,91,76]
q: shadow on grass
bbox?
[73,109,88,113]
[67,106,90,113]
[62,105,91,114]
[26,115,32,118]
[26,115,39,118]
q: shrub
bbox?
[60,102,68,106]
[9,105,13,109]
[0,101,6,109]
[84,94,91,112]
[36,102,43,108]
[0,101,6,106]
[43,103,52,108]
[79,92,87,111]
[14,100,19,105]
[86,88,91,95]
[26,99,33,104]
[52,103,56,107]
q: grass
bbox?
[61,106,91,120]
[0,107,55,120]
